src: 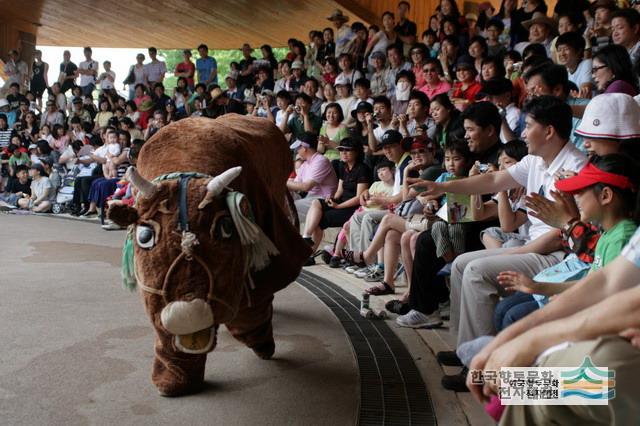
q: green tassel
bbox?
[121,231,137,292]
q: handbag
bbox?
[123,66,136,85]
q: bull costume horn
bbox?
[126,166,158,198]
[198,166,243,209]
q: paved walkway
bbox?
[0,214,358,426]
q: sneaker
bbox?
[396,309,442,329]
[439,300,450,320]
[437,262,453,276]
[363,265,385,282]
[304,257,316,267]
[354,265,375,279]
[441,367,469,392]
[344,264,361,274]
[302,237,314,246]
[436,350,463,367]
[101,222,124,231]
[385,299,411,315]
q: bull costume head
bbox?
[112,166,278,356]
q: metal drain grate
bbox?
[297,271,436,426]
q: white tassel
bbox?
[227,192,279,271]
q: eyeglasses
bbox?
[591,65,608,74]
[423,68,438,73]
[410,149,427,155]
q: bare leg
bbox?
[86,201,98,213]
[32,201,52,213]
[400,230,417,286]
[482,233,503,249]
[381,230,401,287]
[302,199,323,250]
[361,214,407,263]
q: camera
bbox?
[478,163,490,173]
[294,105,302,113]
[373,112,380,119]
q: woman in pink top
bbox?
[419,58,452,100]
[410,44,429,89]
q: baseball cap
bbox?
[334,74,350,87]
[336,137,362,151]
[404,135,434,151]
[378,129,403,148]
[556,162,636,194]
[351,101,373,118]
[291,60,304,70]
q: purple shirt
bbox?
[605,80,637,97]
[295,152,338,197]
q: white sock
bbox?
[302,234,311,239]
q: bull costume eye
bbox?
[211,211,235,240]
[136,225,155,249]
[216,216,235,239]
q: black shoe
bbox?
[303,237,314,246]
[328,256,343,268]
[436,350,463,367]
[304,257,316,266]
[441,367,469,392]
[78,207,89,216]
[385,299,411,315]
[321,250,333,265]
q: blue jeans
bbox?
[493,291,539,332]
[81,83,95,97]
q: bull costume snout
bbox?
[109,116,311,397]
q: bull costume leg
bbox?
[226,293,275,359]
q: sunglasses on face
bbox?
[423,68,438,73]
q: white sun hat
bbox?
[575,93,640,140]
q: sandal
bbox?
[342,250,365,268]
[385,299,410,315]
[366,281,395,296]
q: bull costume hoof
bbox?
[252,340,276,360]
[109,116,311,395]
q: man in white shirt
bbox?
[408,96,587,388]
[144,47,167,89]
[77,47,99,96]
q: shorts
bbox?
[318,199,358,230]
[480,226,527,248]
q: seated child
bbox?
[471,140,530,249]
[327,160,395,267]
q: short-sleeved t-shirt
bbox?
[592,219,637,271]
[144,61,167,83]
[507,142,587,242]
[196,56,218,85]
[288,113,322,140]
[175,61,195,87]
[31,177,55,201]
[621,226,640,268]
[364,180,395,210]
[78,60,99,87]
[338,162,371,201]
[319,125,349,162]
[295,152,338,198]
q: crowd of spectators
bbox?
[3,0,640,423]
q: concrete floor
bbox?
[0,214,358,426]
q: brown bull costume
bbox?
[108,115,311,397]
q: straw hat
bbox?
[522,12,557,32]
[327,9,350,22]
[575,93,640,140]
